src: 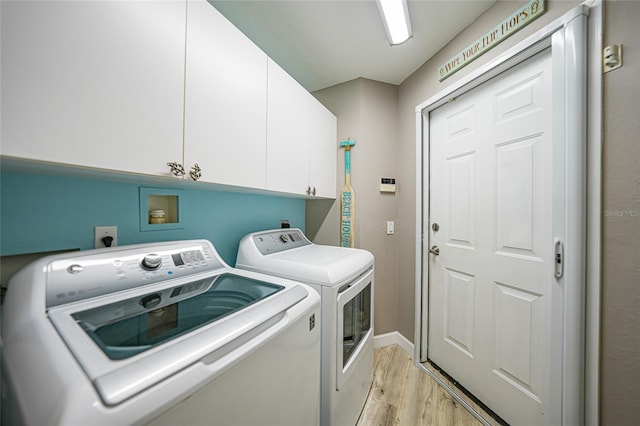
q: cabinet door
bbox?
[183,0,267,188]
[1,1,185,175]
[308,97,337,198]
[266,59,310,195]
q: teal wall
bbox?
[0,171,305,266]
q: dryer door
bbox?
[336,268,373,390]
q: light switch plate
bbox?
[386,221,395,235]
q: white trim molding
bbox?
[583,2,602,426]
[373,331,414,357]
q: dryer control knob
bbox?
[141,253,162,270]
[279,234,289,243]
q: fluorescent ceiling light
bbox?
[376,0,413,46]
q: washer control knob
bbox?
[279,234,289,243]
[141,253,162,270]
[140,293,162,309]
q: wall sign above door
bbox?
[438,0,546,82]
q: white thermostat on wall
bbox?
[380,178,396,193]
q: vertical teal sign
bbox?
[339,139,356,248]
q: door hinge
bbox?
[554,238,564,279]
[603,44,623,73]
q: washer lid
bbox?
[48,270,308,406]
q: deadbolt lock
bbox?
[432,223,440,232]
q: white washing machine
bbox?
[236,229,374,426]
[1,240,320,426]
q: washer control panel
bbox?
[171,249,207,267]
[46,240,224,308]
[252,229,311,255]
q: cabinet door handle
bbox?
[167,162,185,177]
[306,186,311,195]
[189,163,202,181]
[311,186,316,196]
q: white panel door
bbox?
[1,1,185,176]
[183,0,268,188]
[428,51,560,425]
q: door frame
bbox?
[413,3,602,425]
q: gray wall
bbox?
[310,78,400,335]
[601,1,640,424]
[309,2,640,422]
[399,1,640,422]
[396,0,580,344]
[310,0,580,339]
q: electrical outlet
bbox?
[95,226,118,248]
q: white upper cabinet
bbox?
[183,0,268,189]
[266,59,311,195]
[266,59,337,198]
[0,1,186,176]
[1,0,336,198]
[308,97,337,198]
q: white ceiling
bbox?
[209,0,496,92]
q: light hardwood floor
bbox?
[357,345,495,426]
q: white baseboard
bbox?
[373,331,414,357]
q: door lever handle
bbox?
[429,245,440,256]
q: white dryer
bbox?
[236,228,374,426]
[1,240,320,426]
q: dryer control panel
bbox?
[252,229,311,255]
